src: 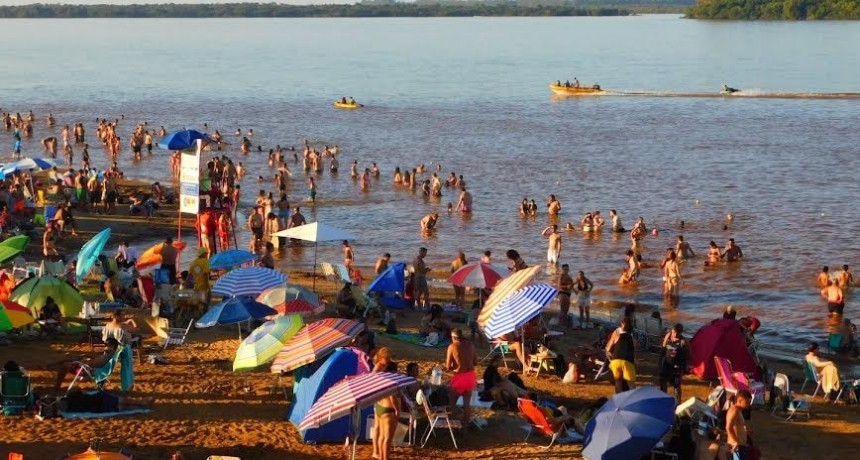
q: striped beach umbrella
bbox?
[298,372,416,432]
[233,314,304,371]
[270,318,363,374]
[258,285,324,315]
[209,249,258,271]
[0,300,34,331]
[483,283,559,339]
[212,266,287,297]
[448,262,507,289]
[477,265,542,327]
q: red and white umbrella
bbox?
[298,372,416,432]
[448,262,507,289]
[270,318,363,373]
[257,285,325,315]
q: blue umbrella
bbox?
[196,297,277,342]
[212,266,287,297]
[157,129,213,151]
[76,228,111,283]
[209,249,259,271]
[582,386,676,460]
[482,284,558,339]
[2,157,58,175]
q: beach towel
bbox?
[119,344,135,392]
[62,408,150,419]
[383,332,451,348]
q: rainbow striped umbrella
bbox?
[258,285,324,315]
[477,265,541,327]
[212,266,287,297]
[233,314,304,372]
[0,300,34,331]
[298,372,416,432]
[270,318,363,374]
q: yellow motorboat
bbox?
[549,83,605,96]
[334,100,363,109]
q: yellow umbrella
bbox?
[10,275,84,318]
[477,265,541,327]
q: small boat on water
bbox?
[720,84,741,95]
[549,83,605,96]
[333,99,363,109]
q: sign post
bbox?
[177,140,202,260]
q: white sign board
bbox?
[179,139,201,215]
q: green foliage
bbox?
[686,0,860,19]
[0,2,634,18]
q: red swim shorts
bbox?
[451,370,477,395]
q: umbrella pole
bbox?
[351,408,359,460]
[238,323,242,343]
[312,242,319,291]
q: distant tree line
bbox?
[686,0,860,19]
[0,2,632,18]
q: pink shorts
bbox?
[451,370,477,395]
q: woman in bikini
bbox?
[705,241,721,267]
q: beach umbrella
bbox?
[257,284,324,315]
[209,249,258,271]
[211,266,287,297]
[298,372,416,460]
[689,318,759,380]
[448,262,507,289]
[583,386,676,460]
[75,228,111,283]
[157,129,213,151]
[0,270,16,300]
[135,240,187,270]
[1,157,58,175]
[0,235,30,251]
[270,318,363,374]
[271,222,356,289]
[0,299,34,331]
[10,276,83,317]
[233,314,304,371]
[477,265,542,327]
[0,235,30,264]
[195,297,277,342]
[482,283,559,339]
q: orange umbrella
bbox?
[135,240,187,270]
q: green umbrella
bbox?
[0,235,30,251]
[0,246,24,265]
[233,314,304,372]
[10,276,84,318]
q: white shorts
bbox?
[547,248,559,264]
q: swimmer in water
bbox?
[817,266,831,288]
[676,235,695,260]
[420,212,439,231]
[705,241,721,266]
[547,194,561,216]
[721,238,743,262]
[610,209,625,233]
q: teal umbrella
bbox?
[76,228,111,283]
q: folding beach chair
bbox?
[592,349,611,382]
[517,398,580,448]
[771,373,811,421]
[0,371,32,415]
[67,346,124,393]
[154,319,194,352]
[714,356,765,404]
[483,339,511,369]
[800,360,846,402]
[416,388,460,449]
[39,259,67,277]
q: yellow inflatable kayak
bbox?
[549,84,605,96]
[334,101,363,109]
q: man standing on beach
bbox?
[726,390,753,459]
[413,247,431,310]
[375,253,390,275]
[557,264,573,327]
[446,329,477,426]
[247,206,264,252]
[547,224,561,266]
[158,237,178,285]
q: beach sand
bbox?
[1,180,859,459]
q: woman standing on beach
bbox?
[573,271,593,328]
[661,249,682,298]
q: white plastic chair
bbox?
[416,388,460,449]
[772,373,811,420]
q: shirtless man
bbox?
[413,247,431,309]
[547,194,561,216]
[675,235,695,259]
[546,224,561,265]
[557,264,573,327]
[817,266,831,288]
[838,265,854,289]
[610,209,625,233]
[726,390,753,459]
[375,253,390,275]
[420,212,439,231]
[288,206,306,229]
[446,329,477,426]
[821,280,845,316]
[721,238,743,262]
[456,186,472,213]
[41,136,58,157]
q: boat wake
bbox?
[604,90,860,100]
